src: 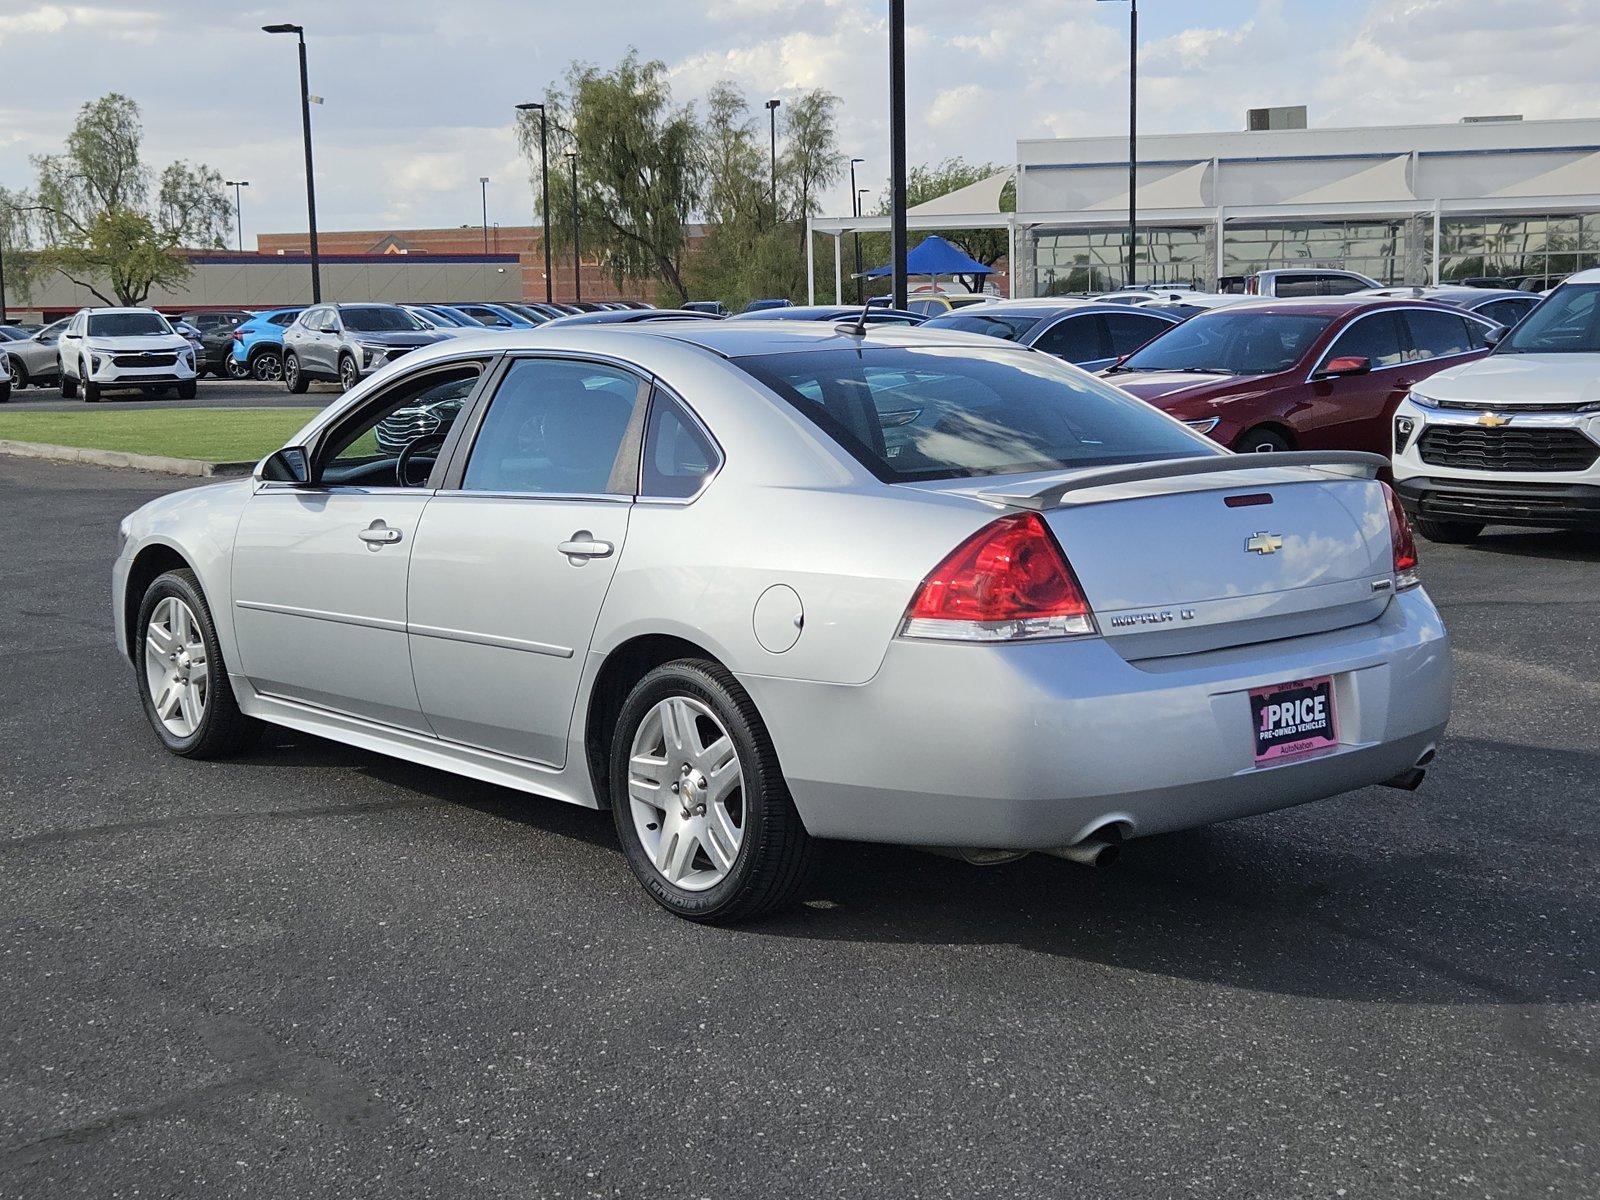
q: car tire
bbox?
[61,367,77,399]
[252,350,283,383]
[135,568,261,759]
[1234,425,1290,454]
[224,357,250,380]
[0,380,9,404]
[610,659,815,923]
[177,380,197,400]
[9,359,27,390]
[338,354,359,392]
[1414,517,1484,545]
[284,352,309,394]
[81,363,100,403]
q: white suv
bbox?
[1392,268,1600,542]
[57,307,198,402]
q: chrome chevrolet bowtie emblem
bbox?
[1245,531,1284,556]
[1477,411,1511,428]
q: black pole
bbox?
[850,160,864,305]
[567,152,581,303]
[295,34,321,302]
[1127,0,1138,288]
[0,237,8,325]
[765,100,780,224]
[537,111,552,303]
[227,181,248,252]
[889,0,908,310]
[480,178,489,254]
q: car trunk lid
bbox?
[961,452,1396,659]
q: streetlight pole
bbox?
[765,99,781,224]
[849,158,865,304]
[516,102,555,304]
[262,23,321,302]
[888,0,908,310]
[565,148,581,303]
[1100,0,1138,287]
[479,177,490,254]
[225,180,249,252]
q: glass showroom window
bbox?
[1440,213,1599,285]
[1034,227,1207,294]
[1222,220,1407,284]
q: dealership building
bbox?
[810,113,1600,297]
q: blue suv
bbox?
[229,308,305,382]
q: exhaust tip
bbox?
[1382,767,1427,792]
[1092,842,1121,869]
[1416,748,1437,767]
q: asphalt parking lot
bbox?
[6,379,337,412]
[2,455,1596,1199]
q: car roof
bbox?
[627,319,1012,358]
[1563,267,1600,285]
[1199,295,1473,318]
[83,306,162,315]
[928,298,1176,318]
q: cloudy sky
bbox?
[1,0,1596,245]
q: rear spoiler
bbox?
[977,451,1388,511]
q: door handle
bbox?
[358,520,403,548]
[557,532,614,562]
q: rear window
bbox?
[1119,310,1333,376]
[920,310,1046,342]
[735,345,1216,482]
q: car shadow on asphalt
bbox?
[1464,528,1600,562]
[239,727,1599,1011]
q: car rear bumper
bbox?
[1393,475,1600,530]
[740,588,1449,850]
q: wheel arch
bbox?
[582,633,735,809]
[1233,420,1297,451]
[123,541,195,664]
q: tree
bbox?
[521,52,701,304]
[19,94,231,306]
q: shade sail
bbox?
[862,234,993,278]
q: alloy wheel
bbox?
[339,357,358,391]
[627,695,745,891]
[225,357,250,379]
[143,595,209,738]
[253,352,283,382]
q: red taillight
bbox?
[1381,482,1420,589]
[901,512,1096,641]
[231,330,244,342]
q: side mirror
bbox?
[260,446,311,484]
[1318,355,1370,379]
[1483,326,1506,347]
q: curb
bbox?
[0,439,255,478]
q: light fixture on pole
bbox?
[516,102,555,304]
[1099,0,1138,288]
[888,0,908,310]
[564,148,581,303]
[765,98,781,223]
[225,180,249,252]
[479,177,490,255]
[849,159,866,305]
[262,23,322,302]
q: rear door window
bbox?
[1324,311,1407,369]
[1319,275,1370,296]
[1103,312,1172,357]
[1404,310,1475,361]
[1032,314,1105,362]
[461,358,645,495]
[1273,274,1320,298]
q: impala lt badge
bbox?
[1245,531,1284,556]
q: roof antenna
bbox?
[850,293,871,338]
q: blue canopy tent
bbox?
[860,235,993,287]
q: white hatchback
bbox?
[1392,269,1600,541]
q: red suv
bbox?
[1103,298,1500,455]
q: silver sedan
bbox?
[113,322,1450,921]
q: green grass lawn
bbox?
[0,407,322,463]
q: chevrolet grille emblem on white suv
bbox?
[1245,531,1284,555]
[1477,411,1511,428]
